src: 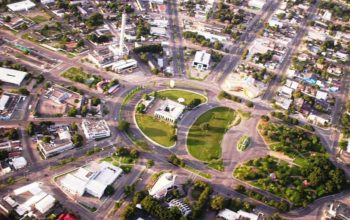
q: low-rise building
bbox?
[218,208,262,220]
[192,50,211,71]
[0,67,27,86]
[37,127,74,159]
[7,0,35,12]
[0,93,23,120]
[110,59,137,73]
[60,161,122,198]
[82,119,111,140]
[149,172,176,199]
[154,99,185,123]
[150,26,167,37]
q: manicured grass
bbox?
[184,165,212,179]
[136,114,176,147]
[157,89,207,106]
[187,107,236,161]
[32,15,49,23]
[207,159,224,171]
[237,135,251,151]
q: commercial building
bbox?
[82,119,111,140]
[192,50,211,71]
[110,59,138,73]
[1,182,56,217]
[149,172,176,199]
[40,0,55,4]
[37,127,74,159]
[60,161,122,198]
[154,99,185,123]
[10,157,27,170]
[7,0,35,12]
[0,67,27,86]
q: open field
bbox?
[187,107,236,161]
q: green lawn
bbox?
[187,107,236,161]
[32,15,50,23]
[61,67,102,87]
[157,89,207,106]
[136,114,176,147]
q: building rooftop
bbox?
[7,0,35,11]
[0,67,27,86]
[149,172,176,199]
[193,50,211,66]
[154,99,185,122]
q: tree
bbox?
[104,185,115,196]
[91,97,101,106]
[17,88,29,95]
[42,136,51,143]
[85,13,104,28]
[133,190,147,204]
[26,122,35,136]
[130,149,139,158]
[121,204,136,220]
[188,98,202,109]
[136,103,146,113]
[72,134,83,147]
[118,120,130,131]
[210,195,226,211]
[67,107,78,117]
[245,101,254,108]
[339,140,348,151]
[146,159,154,168]
[6,128,19,140]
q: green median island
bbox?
[135,114,176,148]
[237,135,251,151]
[157,89,207,107]
[233,121,347,209]
[187,107,236,171]
[135,89,207,148]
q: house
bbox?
[149,172,176,199]
[279,86,293,98]
[82,119,111,140]
[268,17,283,28]
[154,99,185,123]
[192,50,211,71]
[150,26,167,37]
[275,96,292,110]
[0,67,27,86]
[248,0,266,9]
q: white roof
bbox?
[218,209,240,220]
[193,51,211,66]
[11,157,27,170]
[7,0,35,11]
[94,161,123,185]
[0,67,27,85]
[16,191,47,216]
[112,59,137,70]
[14,182,41,196]
[60,173,87,196]
[155,99,185,121]
[275,96,292,110]
[85,179,106,198]
[316,90,328,100]
[34,195,55,214]
[149,173,176,198]
[237,210,259,220]
[280,86,293,97]
[285,79,299,90]
[0,95,10,111]
[150,26,167,36]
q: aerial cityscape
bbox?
[0,0,349,219]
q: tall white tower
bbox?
[119,12,126,55]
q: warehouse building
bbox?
[7,0,35,11]
[0,67,28,86]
